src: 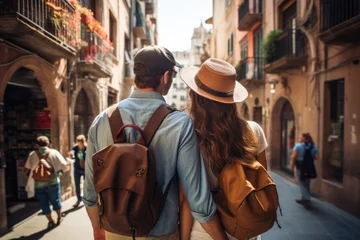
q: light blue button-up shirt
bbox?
[84,91,216,237]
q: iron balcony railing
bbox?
[237,57,263,81]
[320,0,360,32]
[267,29,306,64]
[0,0,76,50]
[79,27,114,74]
[239,0,262,23]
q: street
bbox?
[1,172,360,240]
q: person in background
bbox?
[68,135,87,208]
[291,132,319,206]
[25,136,68,229]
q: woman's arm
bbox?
[179,179,194,240]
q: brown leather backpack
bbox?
[92,104,176,239]
[215,159,281,240]
[32,151,54,182]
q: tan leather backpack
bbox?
[32,151,54,182]
[92,104,176,239]
[215,159,281,240]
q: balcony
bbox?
[133,1,146,38]
[145,0,154,15]
[319,0,360,44]
[236,57,265,89]
[77,28,114,78]
[238,0,262,31]
[0,0,77,61]
[264,29,307,74]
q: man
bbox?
[84,46,228,240]
[25,136,69,228]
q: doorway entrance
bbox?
[3,67,51,227]
[280,101,295,171]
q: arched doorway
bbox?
[271,98,295,172]
[280,101,295,171]
[2,67,51,227]
[240,103,250,120]
[74,89,93,139]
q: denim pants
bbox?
[35,183,62,215]
[296,169,311,201]
[74,168,85,201]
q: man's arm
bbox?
[84,130,105,240]
[177,117,228,240]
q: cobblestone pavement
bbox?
[2,172,360,240]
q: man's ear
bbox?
[163,71,171,84]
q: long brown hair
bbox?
[189,90,258,177]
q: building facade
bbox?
[165,51,190,110]
[0,0,157,234]
[205,0,360,218]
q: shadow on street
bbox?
[9,228,53,240]
[62,205,85,217]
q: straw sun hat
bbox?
[179,58,248,104]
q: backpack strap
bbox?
[143,104,177,146]
[107,104,124,141]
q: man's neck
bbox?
[136,88,162,94]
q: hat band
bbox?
[195,75,234,98]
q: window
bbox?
[109,11,117,56]
[180,83,185,89]
[172,95,177,99]
[324,79,344,183]
[108,92,116,107]
[225,0,231,8]
[180,96,186,101]
[173,83,178,89]
[227,33,234,56]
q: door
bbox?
[281,101,295,171]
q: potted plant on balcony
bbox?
[263,29,283,64]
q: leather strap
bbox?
[143,104,176,146]
[108,104,124,141]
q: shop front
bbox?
[0,48,71,234]
[3,72,52,227]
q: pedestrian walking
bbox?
[291,132,319,206]
[24,136,69,229]
[178,58,279,240]
[84,46,228,240]
[68,135,87,208]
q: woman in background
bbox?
[69,135,87,208]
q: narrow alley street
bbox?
[1,172,360,240]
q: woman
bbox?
[291,132,319,206]
[179,58,268,240]
[69,135,87,208]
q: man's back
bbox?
[84,91,216,237]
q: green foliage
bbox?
[263,29,283,64]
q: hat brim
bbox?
[179,66,248,104]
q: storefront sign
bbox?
[35,110,51,129]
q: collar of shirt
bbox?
[129,90,165,101]
[39,147,50,156]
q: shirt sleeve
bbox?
[83,126,98,208]
[251,122,268,154]
[176,117,216,223]
[52,150,68,172]
[293,143,302,152]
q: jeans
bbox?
[74,168,85,201]
[296,169,311,201]
[35,183,62,215]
